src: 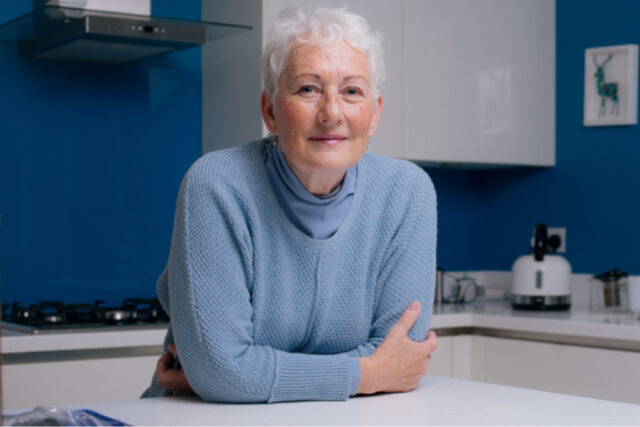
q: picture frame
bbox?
[583,44,638,126]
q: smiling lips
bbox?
[309,134,347,146]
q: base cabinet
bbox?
[2,355,158,410]
[450,335,487,382]
[426,336,452,377]
[483,337,640,405]
[5,335,640,408]
[428,335,486,380]
[432,334,640,405]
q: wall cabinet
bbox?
[403,0,555,167]
[204,0,555,167]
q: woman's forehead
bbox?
[284,42,370,78]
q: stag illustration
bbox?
[593,54,619,116]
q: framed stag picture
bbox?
[584,44,638,126]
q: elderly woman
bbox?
[142,7,437,403]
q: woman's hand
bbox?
[357,301,437,395]
[156,344,195,395]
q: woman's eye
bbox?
[345,87,363,96]
[298,85,317,94]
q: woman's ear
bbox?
[261,90,278,134]
[368,95,383,137]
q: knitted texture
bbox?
[146,141,437,403]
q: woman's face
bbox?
[261,42,382,182]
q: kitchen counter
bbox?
[431,300,640,350]
[3,300,640,413]
[1,326,166,355]
[5,375,640,426]
[3,300,639,357]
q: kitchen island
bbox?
[6,375,640,426]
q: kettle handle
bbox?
[533,223,548,261]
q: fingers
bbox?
[421,330,438,353]
[156,350,194,394]
[156,351,174,372]
[389,301,422,338]
[158,364,187,391]
[168,343,178,356]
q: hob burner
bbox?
[1,298,169,334]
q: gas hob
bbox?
[2,298,169,334]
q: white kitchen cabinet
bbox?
[428,334,483,380]
[403,0,555,167]
[450,334,487,381]
[204,0,554,167]
[484,336,640,405]
[202,0,265,153]
[426,335,452,377]
[431,333,640,405]
[2,355,158,409]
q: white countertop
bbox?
[2,300,639,354]
[1,326,167,354]
[431,300,640,343]
[6,375,640,426]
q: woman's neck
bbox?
[281,154,346,196]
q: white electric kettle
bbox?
[511,224,572,310]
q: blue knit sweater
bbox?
[144,141,437,403]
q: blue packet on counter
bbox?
[4,406,130,426]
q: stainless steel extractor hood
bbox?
[0,5,252,64]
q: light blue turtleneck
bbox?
[262,137,357,240]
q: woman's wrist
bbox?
[357,355,378,395]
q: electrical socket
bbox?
[530,227,566,253]
[547,227,566,253]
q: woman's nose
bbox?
[317,93,343,126]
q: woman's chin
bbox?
[305,154,357,172]
[307,145,365,168]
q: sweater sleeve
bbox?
[163,164,351,404]
[344,168,437,358]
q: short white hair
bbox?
[262,6,385,102]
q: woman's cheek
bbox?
[349,104,375,132]
[279,100,315,128]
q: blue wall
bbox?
[0,1,202,306]
[2,0,638,308]
[430,0,640,275]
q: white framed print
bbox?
[584,44,638,126]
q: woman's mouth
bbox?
[309,134,347,146]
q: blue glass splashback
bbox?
[2,0,639,310]
[0,0,202,306]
